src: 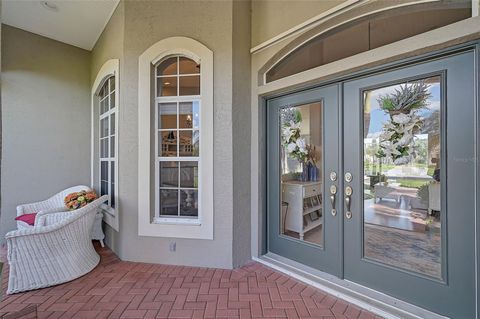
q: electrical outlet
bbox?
[169,241,176,252]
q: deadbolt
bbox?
[345,172,353,183]
[330,185,337,194]
[330,171,337,182]
[345,186,352,196]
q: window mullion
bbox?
[154,54,201,221]
[176,98,180,217]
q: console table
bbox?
[282,181,322,240]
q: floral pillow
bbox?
[65,190,98,211]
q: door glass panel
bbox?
[279,102,323,247]
[363,76,442,279]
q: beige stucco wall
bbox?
[90,1,125,253]
[90,0,251,268]
[251,0,347,47]
[232,0,252,268]
[0,25,91,241]
[91,2,124,84]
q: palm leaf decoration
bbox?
[375,81,431,165]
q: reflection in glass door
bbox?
[363,76,443,279]
[280,103,324,247]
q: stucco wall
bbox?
[90,1,125,253]
[232,0,252,267]
[0,25,91,241]
[91,2,124,84]
[251,0,346,47]
[91,0,251,269]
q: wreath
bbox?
[376,81,431,165]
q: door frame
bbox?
[256,41,480,318]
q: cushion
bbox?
[65,190,98,210]
[15,213,37,226]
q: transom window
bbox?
[265,3,471,83]
[155,55,201,220]
[99,76,116,210]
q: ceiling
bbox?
[2,0,120,51]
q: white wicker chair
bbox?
[16,185,91,229]
[5,195,108,294]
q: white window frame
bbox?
[91,59,120,231]
[154,56,201,223]
[138,37,213,239]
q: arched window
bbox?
[91,59,119,231]
[138,37,213,239]
[154,55,201,219]
[98,76,116,207]
[265,2,471,83]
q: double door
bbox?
[267,50,476,318]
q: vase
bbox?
[299,162,308,182]
[307,162,313,181]
[309,165,319,182]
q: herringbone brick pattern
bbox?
[0,245,381,318]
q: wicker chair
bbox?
[5,195,108,294]
[16,185,92,229]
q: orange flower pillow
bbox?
[64,190,98,211]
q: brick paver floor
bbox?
[0,244,381,318]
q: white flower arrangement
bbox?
[280,109,308,163]
[376,82,430,165]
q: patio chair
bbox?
[16,185,91,229]
[5,195,108,294]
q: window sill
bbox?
[99,204,119,232]
[153,217,201,226]
[139,212,212,239]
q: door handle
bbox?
[330,194,336,216]
[329,185,337,216]
[345,186,352,219]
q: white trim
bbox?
[257,16,480,97]
[250,0,363,54]
[90,0,121,51]
[251,0,444,55]
[473,0,479,17]
[138,37,214,239]
[91,59,120,232]
[260,0,449,84]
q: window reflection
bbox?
[363,76,442,279]
[280,103,323,247]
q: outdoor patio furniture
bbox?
[5,195,108,294]
[428,182,441,214]
[374,183,401,204]
[16,185,91,229]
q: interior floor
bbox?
[285,201,441,279]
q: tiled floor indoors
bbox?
[0,244,381,319]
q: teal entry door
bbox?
[267,49,477,318]
[267,84,342,277]
[343,50,476,318]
